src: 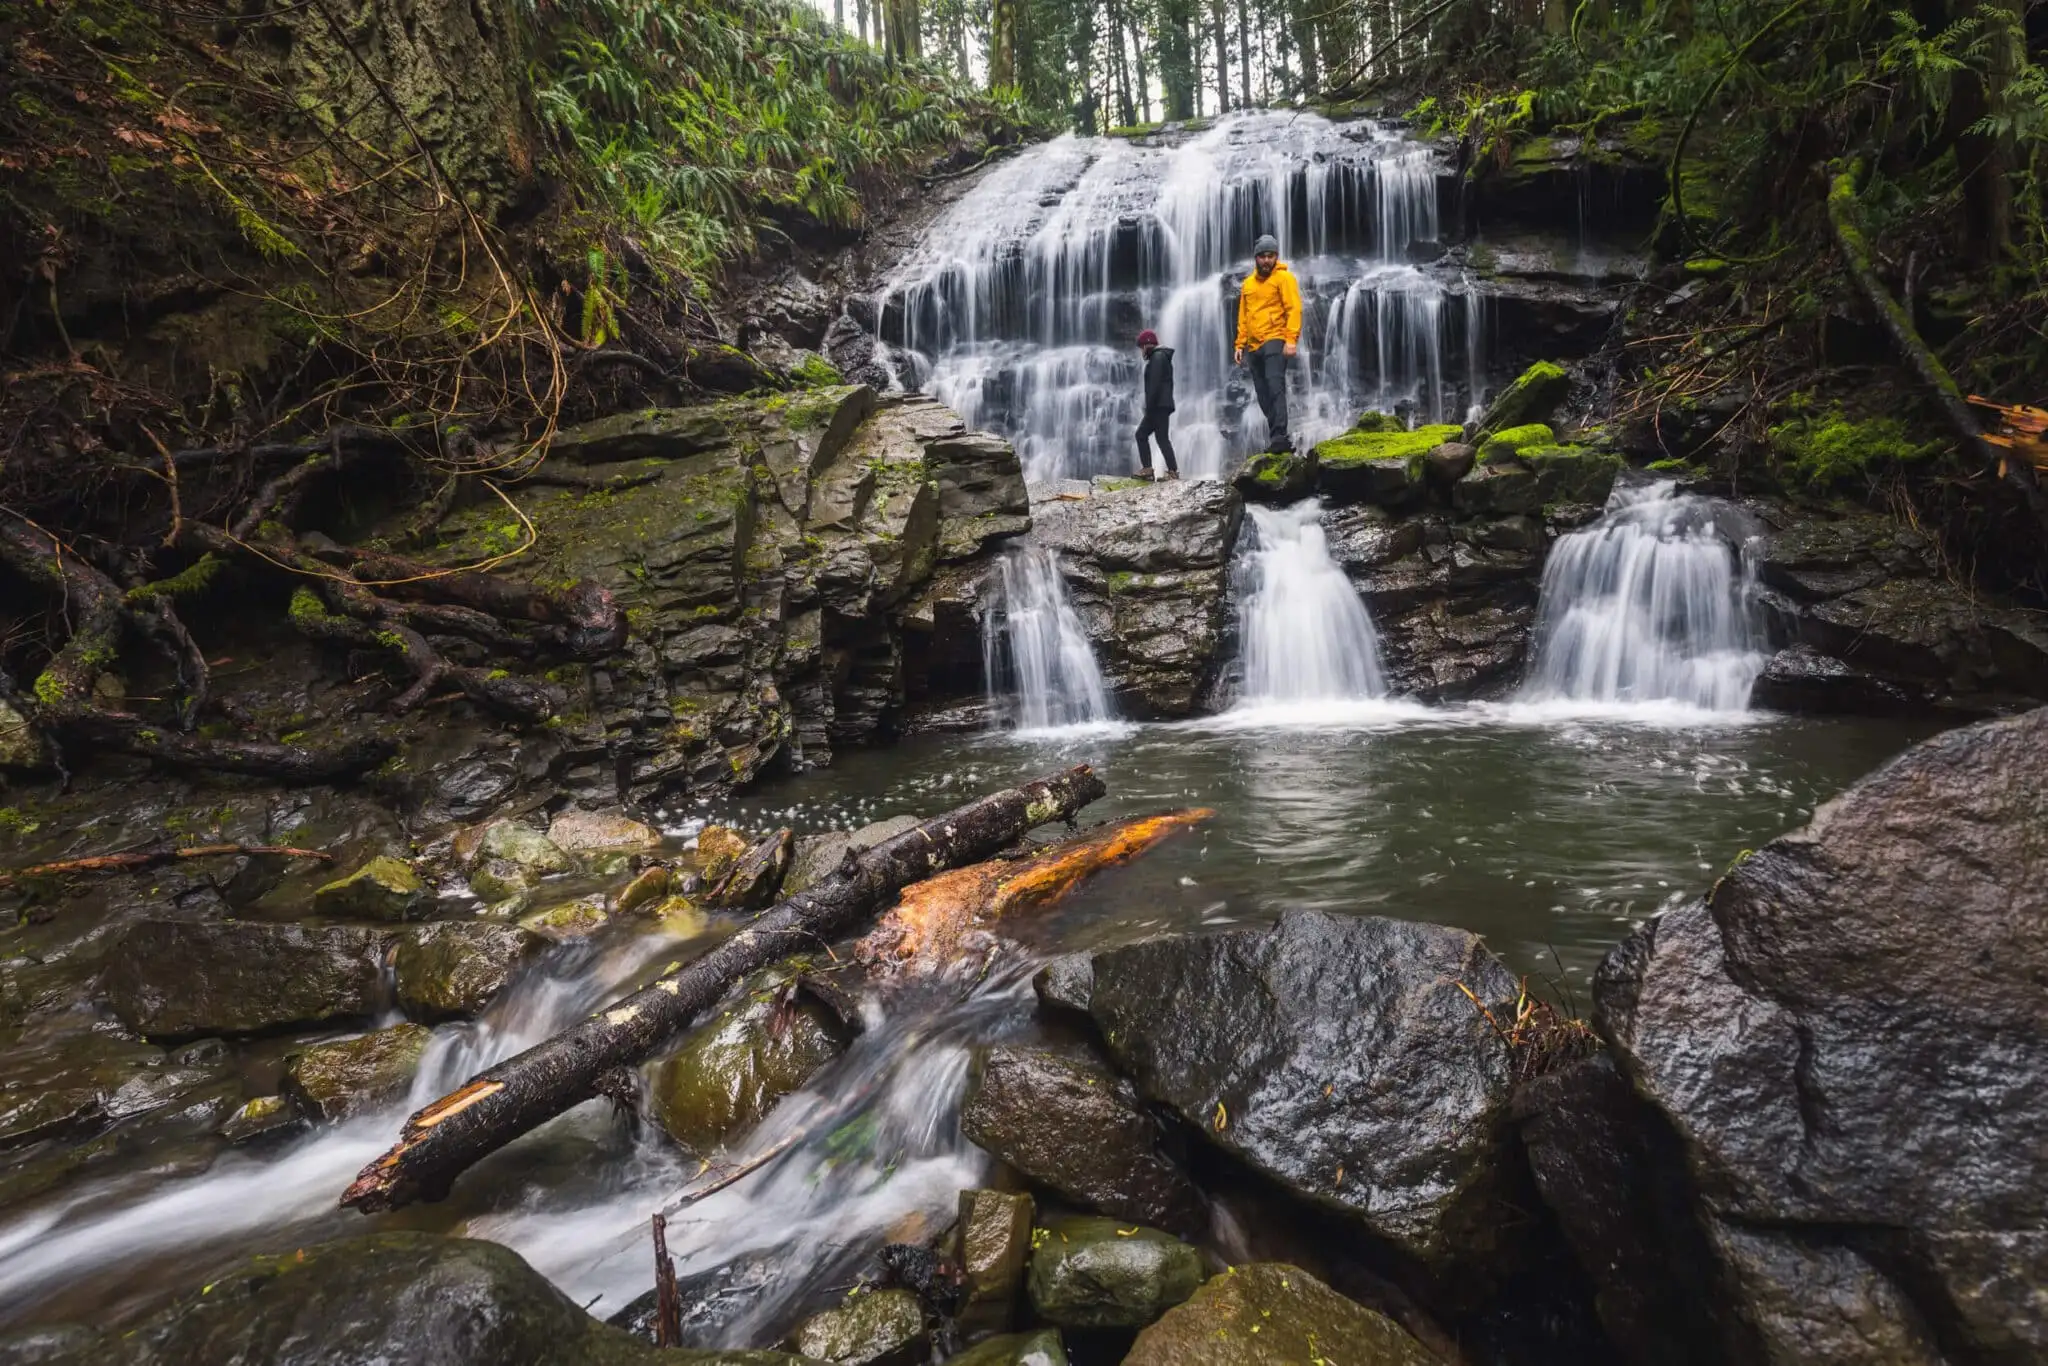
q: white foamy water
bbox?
[1234,500,1389,705]
[983,545,1117,733]
[880,111,1484,482]
[1520,480,1768,712]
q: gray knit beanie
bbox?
[1252,233,1280,256]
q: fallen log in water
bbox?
[857,808,1215,975]
[340,765,1106,1213]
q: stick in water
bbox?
[339,764,1107,1213]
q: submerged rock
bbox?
[1087,909,1521,1267]
[466,821,573,904]
[284,1022,432,1120]
[102,920,387,1037]
[394,922,548,1020]
[938,1330,1066,1365]
[786,1287,928,1366]
[15,1231,756,1365]
[1026,1216,1204,1330]
[1124,1263,1435,1365]
[955,1188,1035,1337]
[960,1045,1202,1232]
[647,964,848,1154]
[1595,706,2048,1362]
[312,855,427,921]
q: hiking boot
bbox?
[1265,434,1294,454]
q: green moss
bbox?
[0,808,42,836]
[1646,457,1704,475]
[1096,476,1152,492]
[1106,121,1163,138]
[32,671,65,707]
[1683,258,1730,277]
[789,353,844,388]
[1768,406,1941,490]
[1478,423,1556,462]
[1314,424,1462,467]
[125,553,224,604]
[1349,411,1406,434]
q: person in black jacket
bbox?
[1133,329,1180,480]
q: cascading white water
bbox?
[983,546,1115,730]
[1235,500,1388,703]
[882,113,1485,484]
[1520,480,1767,711]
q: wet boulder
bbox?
[1124,1263,1436,1366]
[1594,706,2048,1363]
[939,1330,1067,1365]
[465,821,573,905]
[284,1022,432,1120]
[700,828,793,911]
[1451,462,1542,516]
[547,810,663,856]
[1475,422,1555,462]
[102,920,387,1037]
[1748,644,1922,716]
[787,1287,928,1366]
[1475,360,1570,436]
[1087,909,1522,1268]
[956,1188,1035,1336]
[1026,1216,1204,1330]
[1521,444,1623,505]
[647,963,849,1154]
[312,855,427,921]
[1031,954,1094,1016]
[1421,441,1477,488]
[1232,448,1317,503]
[219,1094,307,1146]
[395,922,548,1020]
[1312,424,1460,507]
[517,894,616,941]
[960,1045,1202,1233]
[23,1231,719,1365]
[0,695,52,772]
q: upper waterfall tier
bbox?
[877,112,1485,485]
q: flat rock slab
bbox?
[103,920,387,1038]
[1088,908,1520,1266]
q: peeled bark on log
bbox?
[1827,163,2048,522]
[340,764,1107,1213]
[857,808,1215,976]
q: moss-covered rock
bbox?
[1451,463,1542,517]
[467,822,573,904]
[313,856,427,922]
[103,920,387,1037]
[395,923,548,1020]
[1026,1217,1204,1330]
[1313,424,1460,507]
[1349,410,1407,433]
[284,1022,432,1120]
[1768,406,1941,490]
[1476,360,1570,437]
[547,811,662,856]
[612,865,671,916]
[1476,423,1556,462]
[647,963,848,1154]
[1123,1263,1435,1365]
[517,895,615,941]
[218,1094,307,1146]
[956,1189,1035,1337]
[786,1287,927,1366]
[939,1331,1067,1365]
[1232,448,1317,503]
[1521,444,1625,505]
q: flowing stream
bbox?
[982,546,1117,732]
[881,112,1484,482]
[1234,500,1390,709]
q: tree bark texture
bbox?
[340,764,1108,1213]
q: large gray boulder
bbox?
[102,920,387,1037]
[1087,909,1522,1267]
[1028,479,1243,715]
[1593,706,2048,1363]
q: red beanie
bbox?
[1136,329,1159,347]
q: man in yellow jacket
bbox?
[1233,233,1302,453]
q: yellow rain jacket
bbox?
[1235,262,1303,350]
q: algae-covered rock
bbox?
[1124,1264,1435,1365]
[956,1188,1035,1336]
[395,923,547,1020]
[613,865,671,916]
[1349,410,1407,433]
[961,1046,1202,1232]
[1521,443,1623,505]
[313,856,427,921]
[701,828,792,911]
[939,1331,1067,1365]
[1232,448,1317,503]
[648,964,848,1153]
[467,822,573,904]
[518,895,615,941]
[103,920,386,1037]
[219,1094,307,1146]
[547,810,663,856]
[1026,1216,1204,1329]
[1312,424,1460,506]
[1476,422,1555,462]
[284,1022,432,1120]
[695,826,751,881]
[787,1287,927,1365]
[1476,360,1570,436]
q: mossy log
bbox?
[1827,163,2047,522]
[340,764,1108,1213]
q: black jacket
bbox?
[1141,346,1175,413]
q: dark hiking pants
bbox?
[1248,339,1291,448]
[1135,408,1179,474]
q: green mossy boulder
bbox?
[518,895,615,941]
[647,963,848,1154]
[938,1330,1067,1365]
[1476,361,1570,436]
[102,920,386,1037]
[313,856,427,922]
[284,1022,432,1120]
[1026,1217,1205,1330]
[1124,1263,1436,1365]
[1232,448,1318,503]
[395,923,548,1020]
[1313,424,1460,507]
[467,822,573,905]
[1476,423,1556,463]
[786,1287,928,1366]
[1521,444,1625,505]
[1349,410,1407,433]
[956,1189,1036,1337]
[613,865,671,916]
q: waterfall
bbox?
[1235,501,1388,704]
[1520,481,1767,711]
[880,113,1485,484]
[983,547,1115,731]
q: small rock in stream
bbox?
[786,1286,929,1366]
[1026,1216,1204,1330]
[954,1188,1034,1337]
[284,1022,432,1120]
[311,855,428,921]
[394,922,548,1020]
[546,809,663,855]
[936,1330,1067,1365]
[218,1094,308,1146]
[465,821,573,905]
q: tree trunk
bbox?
[835,0,845,33]
[1133,19,1153,122]
[883,0,921,62]
[1956,0,2022,261]
[341,766,1108,1213]
[857,0,871,46]
[1212,0,1231,110]
[1238,0,1252,108]
[1110,0,1137,125]
[990,0,1019,86]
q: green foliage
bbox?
[1769,404,1943,490]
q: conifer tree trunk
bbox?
[1212,0,1232,110]
[1238,0,1252,108]
[1133,16,1153,122]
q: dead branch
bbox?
[0,842,332,891]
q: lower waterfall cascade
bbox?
[1234,500,1390,705]
[982,545,1117,731]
